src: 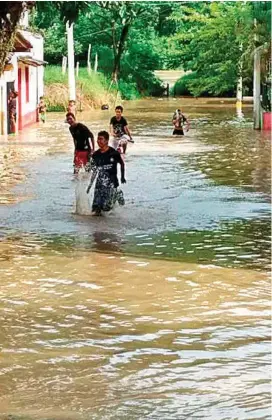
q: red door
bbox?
[18,68,22,130]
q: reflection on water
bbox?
[0,98,271,419]
[0,241,270,419]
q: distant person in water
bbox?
[66,113,94,174]
[37,96,46,123]
[67,100,76,116]
[172,108,190,135]
[110,105,133,154]
[86,130,126,216]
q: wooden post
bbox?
[76,61,79,77]
[94,53,98,73]
[66,21,76,101]
[62,56,67,74]
[87,44,92,74]
[79,83,83,112]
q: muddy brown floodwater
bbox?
[0,98,271,419]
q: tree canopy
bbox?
[0,1,34,75]
[168,1,271,96]
[2,1,270,97]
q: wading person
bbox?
[110,105,133,154]
[172,108,190,135]
[37,96,47,123]
[86,130,126,216]
[66,113,94,173]
[67,100,76,116]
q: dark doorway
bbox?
[7,81,15,134]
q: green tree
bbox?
[30,1,168,95]
[84,2,162,82]
[171,2,254,96]
[171,2,271,97]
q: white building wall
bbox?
[18,64,38,117]
[0,29,44,135]
[0,55,18,135]
[20,30,44,98]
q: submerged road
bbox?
[0,97,271,419]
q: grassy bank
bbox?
[44,65,119,112]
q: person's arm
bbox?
[183,115,190,132]
[172,111,180,127]
[89,135,95,153]
[122,117,133,142]
[86,159,98,193]
[69,127,77,149]
[110,118,117,138]
[86,129,95,153]
[124,125,133,142]
[116,153,126,183]
[110,124,115,137]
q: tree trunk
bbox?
[111,22,130,82]
[0,2,34,75]
[0,3,26,75]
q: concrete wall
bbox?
[0,30,44,135]
[21,31,44,98]
[16,31,44,129]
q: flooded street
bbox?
[0,98,271,419]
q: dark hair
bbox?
[98,130,109,141]
[66,112,76,120]
[115,105,123,112]
[40,96,44,100]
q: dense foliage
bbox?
[27,1,271,98]
[30,1,177,96]
[169,1,271,97]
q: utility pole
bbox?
[236,43,243,118]
[253,18,261,129]
[66,21,76,101]
[253,48,261,129]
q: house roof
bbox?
[13,31,33,52]
[17,56,47,67]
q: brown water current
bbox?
[0,98,271,419]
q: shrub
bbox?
[44,65,116,111]
[118,80,140,100]
[172,72,195,96]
